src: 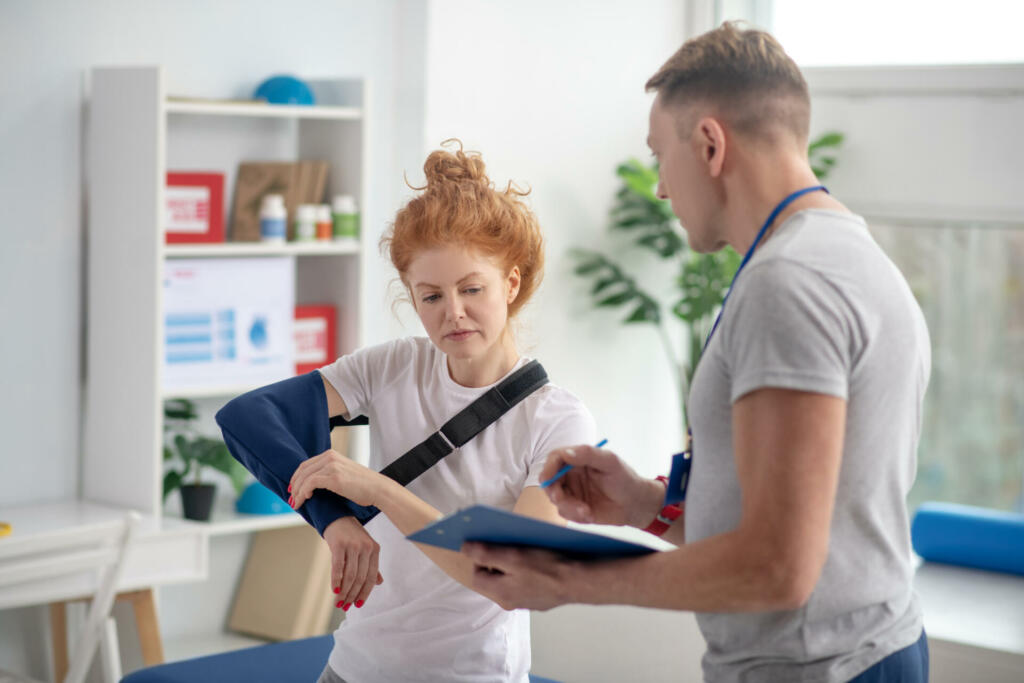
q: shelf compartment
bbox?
[165,99,361,121]
[164,241,360,258]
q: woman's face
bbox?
[406,245,520,362]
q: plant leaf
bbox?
[163,470,183,501]
[591,277,621,296]
[174,434,194,463]
[163,397,197,421]
[596,290,635,307]
[624,298,661,324]
[807,131,844,152]
[574,259,605,276]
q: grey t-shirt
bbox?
[687,209,931,683]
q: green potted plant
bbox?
[163,398,249,521]
[572,132,844,432]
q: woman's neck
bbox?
[446,332,519,388]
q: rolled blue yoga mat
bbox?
[911,501,1024,576]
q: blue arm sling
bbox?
[216,362,548,535]
[216,371,377,534]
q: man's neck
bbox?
[726,154,847,255]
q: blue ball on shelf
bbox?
[236,481,291,515]
[253,75,315,106]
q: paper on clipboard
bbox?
[406,505,659,559]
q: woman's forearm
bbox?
[375,479,497,596]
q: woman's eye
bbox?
[463,287,482,295]
[422,294,440,303]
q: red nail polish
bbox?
[355,600,364,608]
[336,600,343,608]
[287,484,292,493]
[342,603,351,611]
[333,586,340,595]
[288,496,294,507]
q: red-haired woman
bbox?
[217,141,595,683]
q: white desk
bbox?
[0,500,208,605]
[0,500,208,678]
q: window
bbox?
[871,220,1024,513]
[719,0,1024,66]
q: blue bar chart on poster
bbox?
[162,257,295,393]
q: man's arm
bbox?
[467,387,846,612]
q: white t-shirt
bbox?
[318,336,596,683]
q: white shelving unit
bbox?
[84,66,369,536]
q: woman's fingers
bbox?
[344,546,370,607]
[337,547,359,606]
[289,453,327,507]
[331,553,345,597]
[356,547,381,607]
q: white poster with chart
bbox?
[162,257,294,393]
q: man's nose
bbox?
[655,179,668,201]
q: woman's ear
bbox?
[506,266,521,304]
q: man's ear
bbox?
[696,116,727,178]
[506,266,521,304]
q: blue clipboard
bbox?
[406,504,659,559]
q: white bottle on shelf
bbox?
[259,194,287,244]
[295,204,318,242]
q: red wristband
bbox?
[642,475,683,537]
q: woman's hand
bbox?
[289,449,390,509]
[322,516,384,610]
[540,445,663,528]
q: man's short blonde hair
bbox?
[646,21,810,143]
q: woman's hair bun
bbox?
[421,138,489,189]
[385,138,544,319]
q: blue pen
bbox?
[540,438,608,489]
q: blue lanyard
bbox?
[668,185,829,505]
[667,184,827,505]
[701,184,828,353]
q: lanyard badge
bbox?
[665,447,691,505]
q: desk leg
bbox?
[49,602,69,682]
[50,589,164,676]
[124,589,164,665]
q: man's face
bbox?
[647,95,719,253]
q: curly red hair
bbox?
[381,140,544,318]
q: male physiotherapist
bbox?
[464,22,931,683]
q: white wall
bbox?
[9,2,1019,681]
[0,0,427,503]
[0,0,427,676]
[421,0,690,475]
[421,2,706,680]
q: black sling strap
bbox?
[329,359,548,489]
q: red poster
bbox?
[294,305,337,374]
[165,172,225,244]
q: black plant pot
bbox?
[180,483,217,521]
